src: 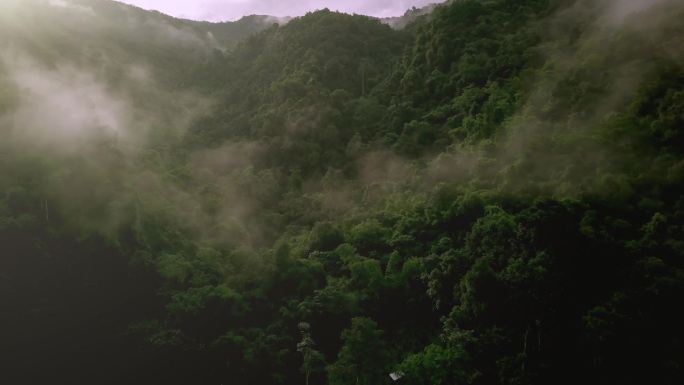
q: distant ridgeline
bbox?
[1,0,683,385]
[381,1,445,29]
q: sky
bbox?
[116,0,440,22]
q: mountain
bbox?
[1,0,683,384]
[192,15,293,49]
[381,1,444,29]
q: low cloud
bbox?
[2,52,132,152]
[48,0,95,15]
[196,0,437,21]
[480,0,682,196]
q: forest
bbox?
[1,0,683,384]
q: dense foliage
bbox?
[1,0,683,384]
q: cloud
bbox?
[484,0,683,196]
[2,52,131,152]
[0,40,222,237]
[48,0,95,15]
[133,15,211,49]
[0,52,264,247]
[119,0,439,22]
[199,0,421,21]
[603,0,674,25]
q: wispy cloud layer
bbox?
[118,0,439,21]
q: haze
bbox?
[117,0,440,21]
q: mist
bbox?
[1,1,682,384]
[0,2,238,246]
[400,0,684,199]
[3,0,678,245]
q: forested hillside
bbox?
[1,0,683,384]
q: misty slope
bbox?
[2,0,684,385]
[381,1,444,29]
[193,14,293,48]
[186,10,411,174]
[0,0,277,78]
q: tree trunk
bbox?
[537,319,541,351]
[522,323,531,372]
[361,68,365,95]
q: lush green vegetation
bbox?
[1,0,683,384]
